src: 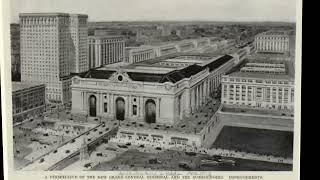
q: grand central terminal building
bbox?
[71,53,236,125]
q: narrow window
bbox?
[104,103,108,113]
[133,105,137,115]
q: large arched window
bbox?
[89,95,97,117]
[116,97,125,120]
[145,99,156,123]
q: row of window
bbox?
[256,36,288,40]
[226,78,291,85]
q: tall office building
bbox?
[20,13,88,104]
[88,35,125,68]
[69,14,88,73]
[10,23,21,81]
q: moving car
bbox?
[200,159,219,166]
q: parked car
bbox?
[149,158,162,164]
[117,145,128,148]
[84,163,92,168]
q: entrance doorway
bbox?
[89,95,97,117]
[116,97,125,120]
[145,99,156,123]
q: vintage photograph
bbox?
[3,0,299,173]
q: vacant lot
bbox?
[212,126,293,158]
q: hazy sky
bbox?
[10,0,296,23]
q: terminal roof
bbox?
[79,54,233,83]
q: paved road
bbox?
[21,122,117,171]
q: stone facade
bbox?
[221,60,294,111]
[88,35,125,68]
[12,82,46,124]
[254,30,290,54]
[71,54,235,125]
[124,37,233,64]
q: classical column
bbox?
[184,89,191,117]
[191,89,195,113]
[140,96,144,118]
[107,93,110,115]
[104,43,107,65]
[126,96,129,118]
[276,87,279,108]
[282,88,285,105]
[85,93,88,114]
[110,93,114,116]
[196,86,199,109]
[108,43,111,64]
[97,43,101,67]
[81,92,84,112]
[128,95,132,117]
[245,85,248,105]
[98,93,101,114]
[157,98,160,120]
[288,88,292,105]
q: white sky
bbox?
[10,0,296,23]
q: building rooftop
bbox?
[226,59,294,80]
[88,35,125,39]
[19,13,88,18]
[258,30,290,36]
[19,13,70,17]
[78,53,234,83]
[12,82,45,92]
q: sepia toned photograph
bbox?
[1,0,301,178]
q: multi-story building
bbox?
[254,30,290,54]
[71,53,235,148]
[12,82,46,124]
[88,35,125,68]
[124,37,229,64]
[71,53,235,123]
[221,60,294,111]
[69,14,88,73]
[19,13,88,104]
[10,23,20,81]
[125,46,156,64]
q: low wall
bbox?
[218,111,294,132]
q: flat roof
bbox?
[257,30,290,36]
[19,13,88,18]
[88,35,125,39]
[69,14,88,18]
[226,59,294,80]
[19,13,70,17]
[12,82,45,92]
